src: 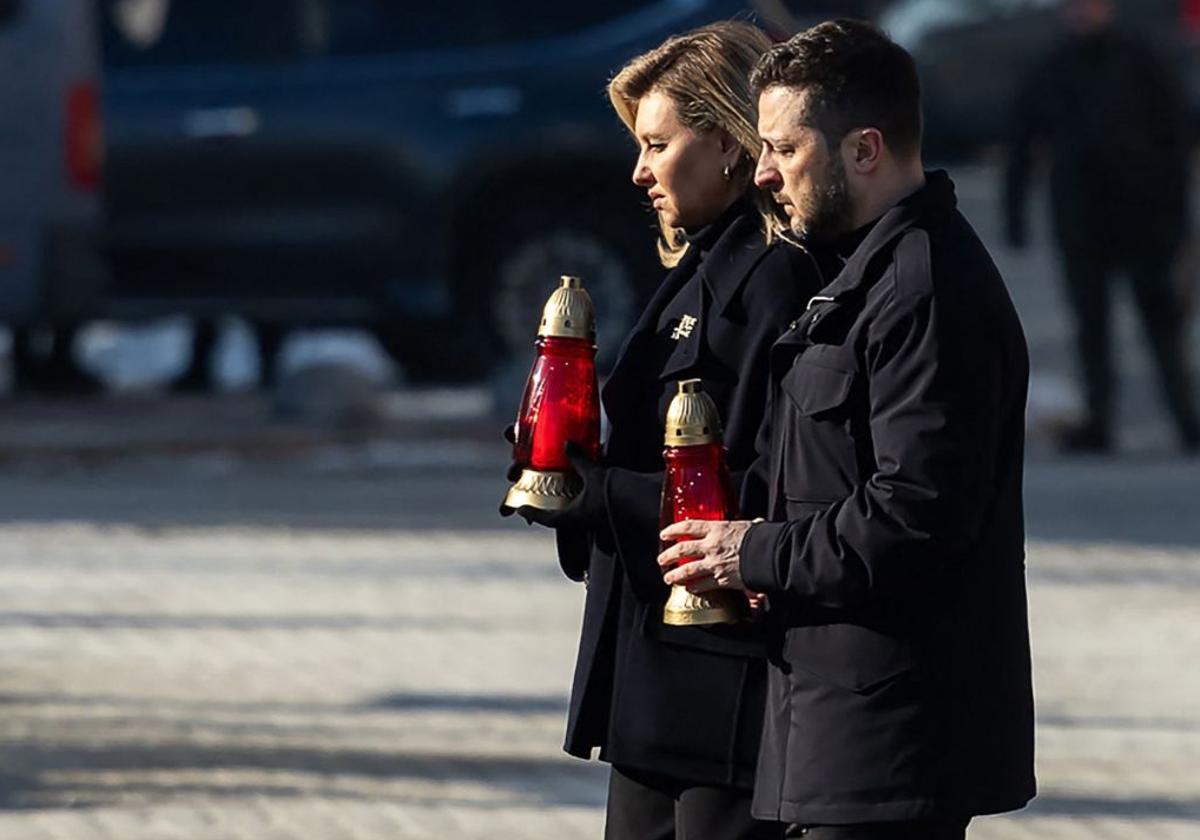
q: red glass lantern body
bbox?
[659,440,747,625]
[659,442,737,554]
[512,336,601,471]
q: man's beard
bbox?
[791,156,851,240]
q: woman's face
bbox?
[631,91,738,231]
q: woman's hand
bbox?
[501,441,605,529]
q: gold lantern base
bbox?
[503,468,581,512]
[662,585,747,626]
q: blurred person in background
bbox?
[171,319,285,393]
[1005,0,1200,454]
[10,324,103,395]
[503,21,828,840]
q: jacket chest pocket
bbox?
[778,358,859,502]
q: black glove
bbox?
[503,441,606,529]
[1005,211,1027,251]
[502,424,521,482]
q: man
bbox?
[1005,0,1200,453]
[657,20,1036,839]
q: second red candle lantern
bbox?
[660,378,748,626]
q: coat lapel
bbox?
[658,276,706,381]
[698,213,771,318]
[602,245,702,422]
[603,208,772,421]
[658,213,770,381]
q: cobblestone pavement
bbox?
[0,486,1195,839]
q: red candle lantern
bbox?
[502,275,601,512]
[660,379,748,626]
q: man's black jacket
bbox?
[558,204,823,788]
[739,172,1037,823]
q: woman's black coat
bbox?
[555,205,824,789]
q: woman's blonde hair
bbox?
[608,20,788,267]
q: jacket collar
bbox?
[812,169,956,303]
[696,210,769,317]
[609,202,764,372]
[621,239,701,346]
[768,171,956,352]
[657,209,766,379]
[603,203,766,417]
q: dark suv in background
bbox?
[0,0,105,391]
[98,0,841,382]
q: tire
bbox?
[388,197,658,386]
[479,204,659,375]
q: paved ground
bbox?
[0,453,1194,839]
[0,164,1195,838]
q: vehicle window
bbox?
[101,0,304,67]
[100,0,651,68]
[322,0,651,54]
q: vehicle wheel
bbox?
[482,208,658,374]
[391,202,658,385]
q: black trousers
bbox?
[784,819,969,839]
[604,765,783,840]
[1061,246,1200,445]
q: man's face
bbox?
[754,86,852,240]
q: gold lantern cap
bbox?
[538,275,595,341]
[664,378,723,446]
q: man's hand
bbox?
[657,519,754,592]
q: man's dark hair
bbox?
[750,19,922,157]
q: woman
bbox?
[507,21,827,839]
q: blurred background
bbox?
[0,1,1196,838]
